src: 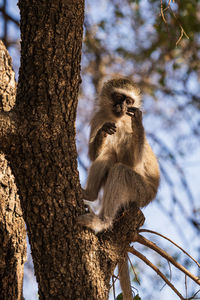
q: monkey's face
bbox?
[111,92,135,118]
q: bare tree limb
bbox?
[139,229,200,268]
[0,38,26,300]
[0,6,19,26]
[136,234,200,285]
[128,246,185,300]
[189,289,200,299]
[127,254,140,285]
[112,276,116,300]
[0,40,18,151]
[0,111,17,151]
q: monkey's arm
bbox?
[89,122,116,161]
[88,129,106,161]
[127,107,145,163]
[127,107,160,205]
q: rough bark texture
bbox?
[0,41,27,300]
[0,1,145,299]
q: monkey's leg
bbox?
[78,163,131,232]
[83,156,115,201]
[78,163,140,231]
[79,163,157,232]
[99,163,157,229]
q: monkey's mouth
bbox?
[112,104,125,117]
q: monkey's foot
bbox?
[77,213,112,233]
[83,200,95,213]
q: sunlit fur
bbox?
[79,77,160,229]
[97,78,141,118]
[78,78,160,300]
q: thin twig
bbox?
[189,289,200,299]
[149,133,195,209]
[0,6,19,26]
[176,26,184,47]
[110,274,119,291]
[160,0,167,23]
[112,276,116,300]
[136,234,200,285]
[139,229,200,268]
[128,254,140,285]
[170,8,190,40]
[159,0,189,45]
[168,6,190,45]
[163,0,172,12]
[185,275,188,300]
[163,0,175,12]
[128,246,185,300]
[160,260,172,291]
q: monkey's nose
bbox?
[115,104,122,112]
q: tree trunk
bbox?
[0,1,144,299]
[0,41,26,300]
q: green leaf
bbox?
[116,293,123,300]
[116,293,141,300]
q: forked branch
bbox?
[136,234,200,285]
[159,0,189,46]
[128,246,185,300]
[139,229,200,268]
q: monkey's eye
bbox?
[112,93,124,102]
[125,97,133,105]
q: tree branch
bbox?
[0,40,18,152]
[136,234,200,285]
[0,39,26,300]
[0,6,20,27]
[128,246,185,300]
[139,229,200,268]
[0,40,16,110]
[0,111,17,152]
[128,254,140,284]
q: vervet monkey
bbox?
[78,78,160,299]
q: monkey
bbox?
[78,77,160,230]
[77,78,160,300]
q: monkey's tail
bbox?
[118,255,133,300]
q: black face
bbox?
[111,92,135,117]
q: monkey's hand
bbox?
[89,123,116,160]
[127,107,143,125]
[100,122,116,136]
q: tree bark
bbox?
[0,40,26,300]
[0,1,144,299]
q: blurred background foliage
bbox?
[1,0,200,299]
